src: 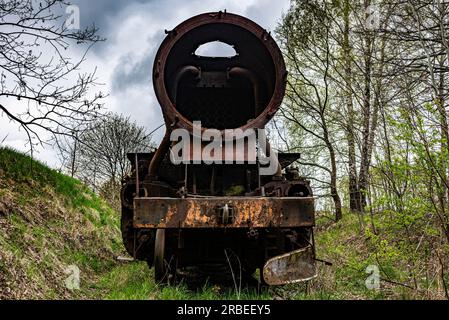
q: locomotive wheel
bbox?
[154,229,177,284]
[154,229,166,282]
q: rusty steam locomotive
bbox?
[120,12,317,285]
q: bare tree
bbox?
[58,113,155,208]
[0,0,105,156]
[276,0,343,221]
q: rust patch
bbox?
[263,246,317,285]
[133,197,315,228]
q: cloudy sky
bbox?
[0,0,290,168]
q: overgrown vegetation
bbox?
[272,0,449,299]
[0,147,447,299]
[306,212,448,300]
[90,212,448,300]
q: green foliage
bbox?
[1,146,447,299]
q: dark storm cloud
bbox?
[71,0,150,32]
[69,0,158,53]
[111,30,165,92]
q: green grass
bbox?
[301,210,447,300]
[0,147,121,299]
[94,262,272,300]
[0,147,115,222]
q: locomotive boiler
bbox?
[120,12,317,285]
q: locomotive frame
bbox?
[120,11,317,285]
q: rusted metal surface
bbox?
[263,246,317,285]
[133,197,315,228]
[148,128,172,181]
[121,12,317,285]
[153,11,287,134]
[173,140,257,163]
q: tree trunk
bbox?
[437,56,449,234]
[342,0,360,212]
[70,135,78,178]
[331,148,343,221]
[323,119,343,221]
[358,0,374,211]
